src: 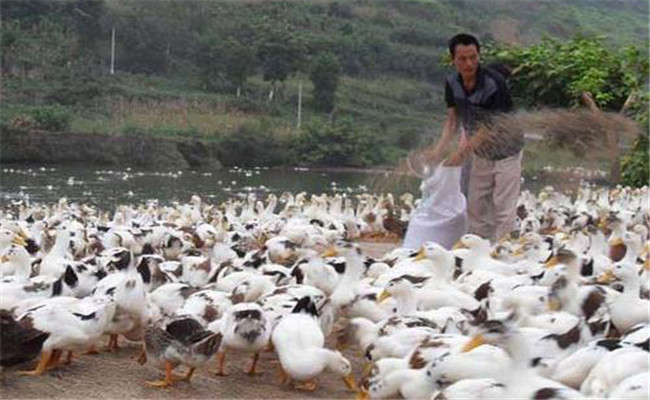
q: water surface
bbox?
[1,164,418,210]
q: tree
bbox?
[197,33,256,95]
[257,23,305,100]
[222,38,256,96]
[488,36,648,111]
[489,36,649,186]
[293,116,385,167]
[310,52,341,113]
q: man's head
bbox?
[448,33,480,81]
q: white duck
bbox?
[16,294,116,375]
[580,346,649,397]
[216,302,271,376]
[463,319,584,399]
[92,248,147,350]
[271,296,356,392]
[39,228,74,277]
[599,262,649,333]
[1,243,32,279]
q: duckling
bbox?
[142,315,223,388]
[272,296,356,392]
[217,302,271,376]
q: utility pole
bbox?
[297,82,302,132]
[110,26,115,75]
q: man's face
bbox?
[452,44,479,80]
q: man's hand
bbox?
[458,127,472,152]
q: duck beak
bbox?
[547,298,561,311]
[413,248,427,262]
[321,246,338,258]
[644,258,650,272]
[452,240,467,250]
[1,254,9,263]
[544,256,559,268]
[362,362,373,377]
[597,269,615,284]
[377,290,391,303]
[511,246,525,257]
[609,237,624,247]
[12,235,27,247]
[343,373,357,391]
[489,249,499,259]
[461,334,486,353]
[355,389,370,400]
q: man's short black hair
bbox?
[448,33,480,57]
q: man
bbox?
[427,33,522,242]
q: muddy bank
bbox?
[0,129,223,169]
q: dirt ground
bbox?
[1,242,398,400]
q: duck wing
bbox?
[1,310,49,367]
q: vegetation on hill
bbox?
[1,0,648,173]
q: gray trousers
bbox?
[467,151,522,242]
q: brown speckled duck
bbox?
[141,315,223,388]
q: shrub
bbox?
[31,105,71,131]
[621,134,649,188]
[44,75,106,106]
[292,116,386,167]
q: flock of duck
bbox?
[0,185,648,399]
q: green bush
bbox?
[487,37,648,110]
[292,116,386,167]
[44,76,107,106]
[621,134,649,188]
[31,105,71,131]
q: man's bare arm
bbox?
[426,107,458,161]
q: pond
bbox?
[0,164,421,210]
[0,163,602,210]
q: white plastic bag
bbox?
[403,164,467,249]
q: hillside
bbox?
[1,0,648,167]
